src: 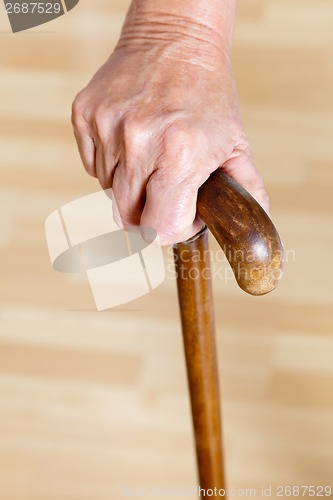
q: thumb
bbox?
[140,175,203,246]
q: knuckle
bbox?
[86,167,97,178]
[79,154,96,178]
[81,151,96,178]
[122,115,147,151]
[162,122,196,167]
[93,105,112,140]
[71,92,86,127]
[94,104,108,124]
[164,122,192,147]
[153,159,198,187]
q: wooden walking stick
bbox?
[173,169,284,493]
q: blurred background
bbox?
[1,0,333,498]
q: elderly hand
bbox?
[72,0,269,245]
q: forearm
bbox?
[117,0,237,67]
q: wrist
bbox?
[116,0,236,68]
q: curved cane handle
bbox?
[197,169,284,295]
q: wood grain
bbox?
[198,170,284,295]
[1,0,333,498]
[174,228,225,492]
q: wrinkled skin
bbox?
[72,15,269,245]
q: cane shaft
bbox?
[174,227,225,491]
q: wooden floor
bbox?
[1,0,333,498]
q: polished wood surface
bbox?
[198,170,284,295]
[174,228,225,492]
[1,1,333,499]
[176,171,283,492]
